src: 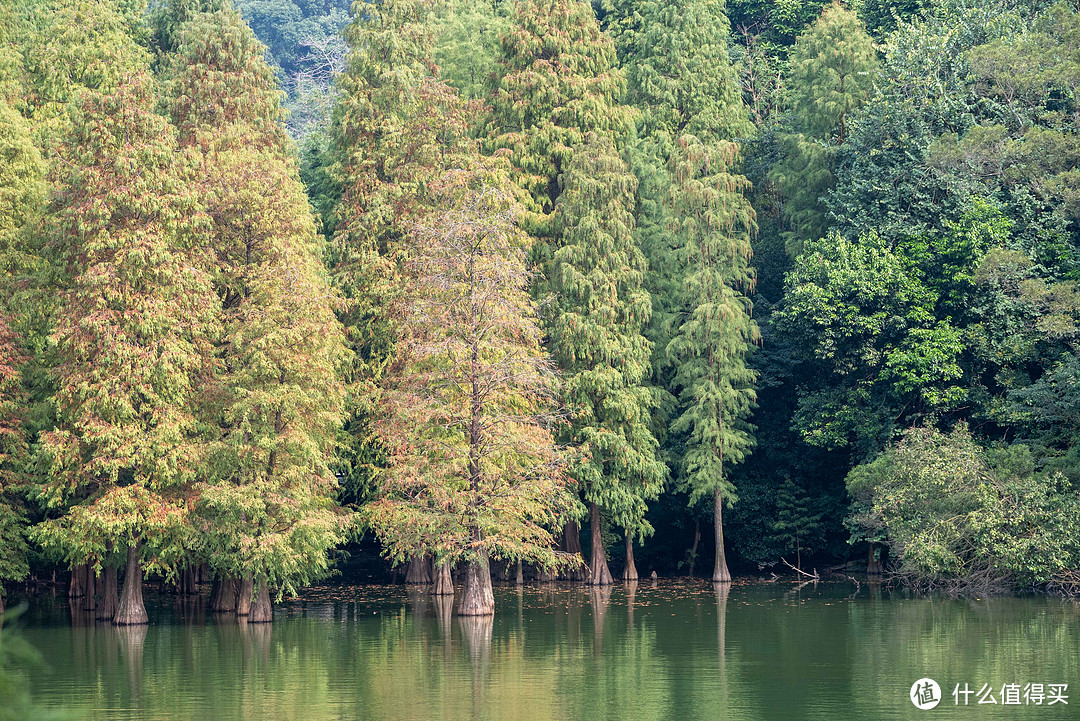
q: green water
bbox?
[11,581,1080,720]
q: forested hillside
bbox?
[2,0,1079,620]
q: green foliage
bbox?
[330,0,479,510]
[771,2,876,255]
[430,0,511,100]
[776,231,965,455]
[846,425,1080,591]
[770,475,826,565]
[21,0,151,146]
[552,132,665,535]
[488,0,629,222]
[169,7,353,593]
[367,161,577,571]
[665,136,759,505]
[33,67,216,574]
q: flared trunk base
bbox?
[114,544,148,626]
[249,583,272,623]
[433,561,454,597]
[457,557,494,616]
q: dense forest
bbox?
[1,0,1079,622]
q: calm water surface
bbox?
[11,580,1080,720]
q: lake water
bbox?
[10,580,1080,720]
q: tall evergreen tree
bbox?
[168,8,352,619]
[613,0,758,579]
[551,133,665,584]
[367,161,577,615]
[616,0,754,382]
[0,12,44,615]
[488,0,628,227]
[770,2,876,256]
[33,69,218,625]
[491,0,643,572]
[665,135,759,583]
[330,0,477,509]
[20,0,150,147]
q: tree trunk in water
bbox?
[211,576,239,612]
[249,581,272,623]
[236,574,254,616]
[867,542,883,575]
[180,567,196,596]
[433,561,454,597]
[405,556,434,585]
[515,559,523,585]
[81,565,97,610]
[562,520,587,581]
[457,554,494,616]
[68,564,85,598]
[623,534,638,582]
[712,488,731,583]
[689,520,701,576]
[588,503,613,586]
[96,566,118,620]
[114,543,148,625]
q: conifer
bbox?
[168,8,352,617]
[551,132,665,584]
[665,135,759,583]
[367,160,577,614]
[771,2,876,256]
[330,0,479,518]
[488,0,628,225]
[34,69,217,625]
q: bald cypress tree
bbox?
[616,0,754,386]
[368,159,577,615]
[330,0,478,514]
[665,136,759,583]
[34,68,217,625]
[770,2,876,256]
[489,0,628,229]
[613,0,758,580]
[168,7,352,620]
[552,133,665,584]
[491,1,652,574]
[0,13,44,615]
[21,0,150,147]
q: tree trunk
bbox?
[457,554,494,616]
[623,533,638,582]
[562,520,587,581]
[249,581,272,623]
[689,520,701,576]
[515,559,523,585]
[114,542,148,626]
[712,487,731,583]
[211,576,239,612]
[180,567,196,596]
[405,555,434,585]
[588,503,613,586]
[0,585,5,615]
[236,574,254,616]
[96,566,119,620]
[867,542,883,575]
[81,564,97,610]
[68,563,85,598]
[433,561,454,597]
